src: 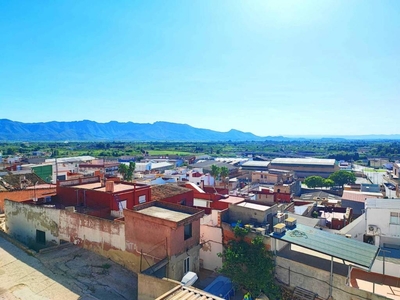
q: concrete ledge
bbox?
[39,241,74,254]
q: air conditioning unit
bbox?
[273,223,286,235]
[285,217,297,228]
[367,225,377,235]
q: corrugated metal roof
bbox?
[241,161,270,167]
[45,156,95,163]
[270,224,379,268]
[190,161,237,170]
[151,162,174,169]
[300,191,342,201]
[271,158,336,166]
[156,286,224,300]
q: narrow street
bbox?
[0,235,138,300]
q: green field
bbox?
[363,168,387,172]
[147,150,197,156]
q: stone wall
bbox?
[5,199,60,249]
[4,199,139,272]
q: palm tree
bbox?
[210,164,221,186]
[220,166,229,189]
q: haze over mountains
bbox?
[0,119,399,142]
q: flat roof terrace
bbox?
[136,206,191,222]
[131,201,205,225]
[237,202,270,211]
[70,182,147,193]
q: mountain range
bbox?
[0,119,271,142]
[1,119,399,142]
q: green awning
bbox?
[270,224,379,268]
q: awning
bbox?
[270,223,379,269]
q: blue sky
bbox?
[0,1,399,137]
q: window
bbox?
[184,223,192,240]
[119,200,127,210]
[180,199,186,206]
[139,195,146,204]
[390,212,400,224]
[183,257,190,274]
[36,230,46,245]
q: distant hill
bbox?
[1,119,399,142]
[0,119,270,142]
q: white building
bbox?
[186,169,214,187]
[45,156,95,182]
[199,211,223,271]
[133,162,151,172]
[7,156,21,164]
[364,198,400,247]
[340,198,400,277]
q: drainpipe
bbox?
[329,256,333,298]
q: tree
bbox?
[6,147,16,155]
[118,162,135,181]
[304,176,324,188]
[220,166,229,188]
[210,164,221,186]
[323,178,334,188]
[217,223,281,299]
[118,163,128,180]
[328,170,356,188]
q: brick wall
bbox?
[0,187,56,213]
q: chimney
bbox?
[105,181,114,193]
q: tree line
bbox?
[303,170,356,189]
